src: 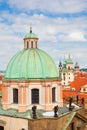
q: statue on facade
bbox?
[69,97,74,111]
[54,105,58,117]
[32,105,37,119]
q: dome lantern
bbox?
[24,26,38,49]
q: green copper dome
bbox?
[66,58,73,64]
[24,32,38,39]
[4,48,59,80]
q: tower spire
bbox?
[30,24,32,33]
[69,54,70,59]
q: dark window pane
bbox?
[31,89,39,104]
[0,126,4,130]
[13,88,18,104]
[52,88,56,102]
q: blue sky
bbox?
[0,0,87,70]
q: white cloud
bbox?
[7,0,87,13]
[59,31,86,41]
[69,32,86,41]
[0,11,87,70]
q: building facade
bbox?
[2,27,63,112]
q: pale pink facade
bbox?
[2,80,63,112]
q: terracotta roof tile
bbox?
[70,77,87,91]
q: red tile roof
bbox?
[70,77,87,91]
[0,84,2,91]
[63,72,87,103]
[0,75,3,80]
[63,90,77,98]
[75,72,87,78]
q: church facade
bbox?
[2,27,63,112]
[59,57,80,87]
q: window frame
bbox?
[31,89,39,104]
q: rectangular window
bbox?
[52,88,56,102]
[13,89,18,104]
[32,89,39,104]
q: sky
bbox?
[0,0,87,70]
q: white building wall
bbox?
[61,71,74,86]
[41,86,45,105]
[8,85,19,109]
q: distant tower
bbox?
[74,62,79,72]
[59,61,62,78]
[61,55,74,87]
[66,55,73,70]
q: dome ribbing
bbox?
[4,48,59,80]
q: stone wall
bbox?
[0,115,28,130]
[28,112,86,130]
[28,113,72,130]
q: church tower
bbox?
[74,62,79,72]
[59,61,62,78]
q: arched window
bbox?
[27,41,29,48]
[13,88,18,104]
[31,41,33,48]
[31,89,39,104]
[63,76,65,80]
[52,87,56,102]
